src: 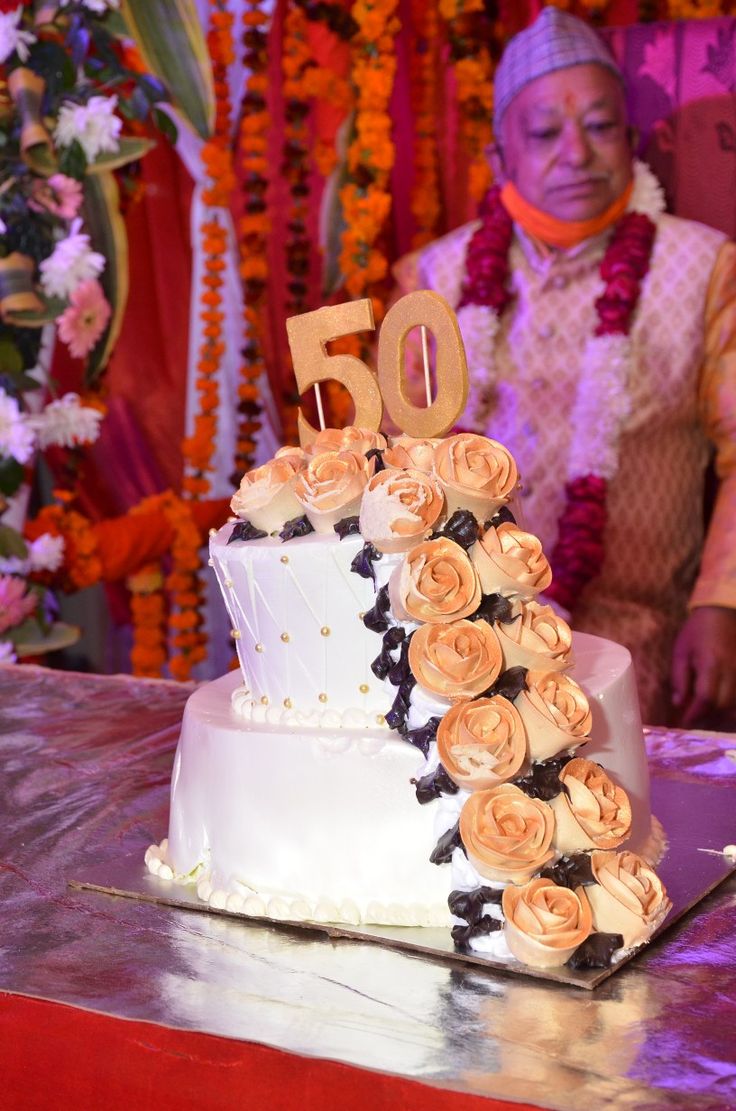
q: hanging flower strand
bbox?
[234,0,270,484]
[409,0,442,248]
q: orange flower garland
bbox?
[127,563,167,678]
[339,0,401,324]
[29,497,103,593]
[439,0,495,202]
[409,0,441,248]
[235,0,270,482]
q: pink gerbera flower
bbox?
[57,279,112,358]
[0,574,37,635]
[28,173,84,220]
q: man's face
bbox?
[497,63,633,221]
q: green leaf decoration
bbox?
[58,139,88,180]
[3,296,66,327]
[82,171,128,384]
[0,459,25,499]
[152,107,178,146]
[0,523,29,560]
[0,338,23,376]
[85,136,155,175]
[120,0,214,139]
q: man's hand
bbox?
[671,606,736,728]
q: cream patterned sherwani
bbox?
[396,214,736,724]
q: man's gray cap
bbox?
[493,8,623,135]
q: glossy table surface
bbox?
[2,664,736,1109]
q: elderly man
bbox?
[396,7,736,726]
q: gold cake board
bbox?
[70,771,736,990]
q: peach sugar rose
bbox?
[495,600,572,673]
[408,618,502,701]
[459,783,555,884]
[515,670,592,762]
[393,536,481,623]
[437,696,526,790]
[433,433,518,521]
[502,878,593,969]
[470,522,552,599]
[358,468,444,554]
[383,435,438,474]
[587,850,671,948]
[294,449,372,533]
[308,425,386,457]
[230,456,304,533]
[550,758,632,854]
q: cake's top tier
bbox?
[213,428,570,724]
[210,528,389,724]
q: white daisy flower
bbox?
[54,94,122,163]
[0,7,37,65]
[0,388,35,465]
[29,533,65,574]
[31,392,103,449]
[39,219,105,299]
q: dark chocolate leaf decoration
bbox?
[469,593,515,625]
[334,516,361,539]
[430,820,466,864]
[490,505,516,528]
[385,676,416,734]
[279,515,314,542]
[227,520,267,544]
[403,715,441,757]
[567,932,624,970]
[490,666,528,702]
[452,916,503,951]
[513,753,573,801]
[350,541,383,581]
[412,762,459,804]
[363,584,391,633]
[387,633,413,686]
[370,626,405,680]
[365,447,386,472]
[432,509,480,551]
[448,886,503,923]
[539,852,596,888]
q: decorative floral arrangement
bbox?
[457,161,663,613]
[0,0,212,664]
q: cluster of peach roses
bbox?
[229,427,671,968]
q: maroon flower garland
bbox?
[459,188,657,612]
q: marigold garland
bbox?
[409,0,442,248]
[28,499,103,593]
[235,0,270,481]
[127,562,167,678]
[439,0,495,202]
[338,0,401,323]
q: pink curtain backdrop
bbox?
[49,11,736,523]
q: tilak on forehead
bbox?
[493,8,623,135]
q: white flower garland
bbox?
[457,160,666,482]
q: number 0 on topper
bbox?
[286,291,470,447]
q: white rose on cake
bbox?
[230,456,305,533]
[359,467,444,554]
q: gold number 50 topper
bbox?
[286,291,469,447]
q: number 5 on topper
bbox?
[286,290,470,447]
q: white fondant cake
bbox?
[148,429,670,970]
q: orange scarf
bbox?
[500,179,634,250]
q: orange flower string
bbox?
[409,0,442,248]
[439,0,495,201]
[338,0,401,324]
[28,500,102,592]
[127,562,167,678]
[234,0,270,482]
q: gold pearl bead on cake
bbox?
[280,633,290,643]
[280,555,289,564]
[376,714,385,725]
[207,558,214,567]
[358,612,365,620]
[209,528,217,536]
[260,696,269,705]
[225,579,233,588]
[230,630,241,640]
[318,693,328,703]
[255,642,264,652]
[320,626,330,637]
[359,684,369,694]
[283,698,292,709]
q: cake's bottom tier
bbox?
[155,673,453,927]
